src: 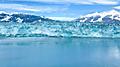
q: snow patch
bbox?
[16,18,23,23]
[1,16,11,22]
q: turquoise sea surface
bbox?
[0,22,120,67]
[0,37,120,67]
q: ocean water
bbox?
[0,37,120,67]
[0,22,120,67]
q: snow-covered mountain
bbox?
[0,12,54,23]
[1,10,120,23]
[74,10,120,23]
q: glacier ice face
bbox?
[0,22,120,38]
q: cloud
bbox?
[12,0,119,5]
[0,3,67,13]
[48,17,75,21]
[114,6,120,10]
[90,0,118,5]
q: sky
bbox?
[0,0,120,20]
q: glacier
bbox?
[0,22,120,38]
[0,10,120,38]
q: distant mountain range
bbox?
[74,10,120,23]
[0,12,55,23]
[0,10,120,23]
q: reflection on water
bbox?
[0,37,120,67]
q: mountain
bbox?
[0,12,54,23]
[74,10,120,23]
[1,10,120,23]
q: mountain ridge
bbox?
[74,10,120,23]
[0,12,55,23]
[1,10,120,23]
